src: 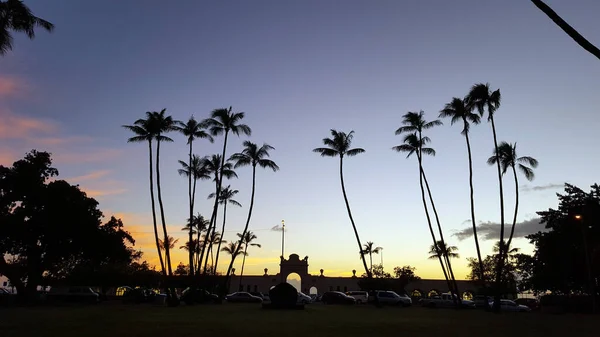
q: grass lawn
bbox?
[0,303,596,337]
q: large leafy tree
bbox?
[175,116,213,277]
[439,98,485,284]
[314,130,370,278]
[0,151,137,301]
[0,0,53,55]
[226,141,278,278]
[209,185,241,275]
[201,107,251,275]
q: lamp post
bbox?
[281,219,285,259]
[574,214,596,313]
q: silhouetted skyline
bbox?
[1,0,599,278]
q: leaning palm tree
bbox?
[209,185,242,275]
[488,142,538,255]
[226,141,279,277]
[199,154,237,274]
[439,98,485,283]
[201,108,250,274]
[175,116,213,276]
[149,109,176,276]
[395,111,460,296]
[237,231,261,289]
[313,130,370,278]
[0,0,54,55]
[221,241,246,278]
[393,132,455,300]
[122,118,165,277]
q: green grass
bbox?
[0,303,596,337]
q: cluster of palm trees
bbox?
[314,82,538,310]
[123,107,278,291]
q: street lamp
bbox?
[574,214,596,313]
[281,219,285,259]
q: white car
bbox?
[491,299,531,312]
[346,291,369,304]
[297,292,312,304]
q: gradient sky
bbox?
[1,0,599,280]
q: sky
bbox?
[1,0,599,281]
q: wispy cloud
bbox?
[0,109,57,139]
[53,148,124,164]
[453,218,546,241]
[0,76,27,98]
[67,169,112,182]
[521,183,564,192]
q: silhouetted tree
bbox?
[237,231,261,289]
[226,141,278,278]
[361,241,381,273]
[123,116,165,276]
[0,0,54,55]
[174,262,189,276]
[209,185,241,275]
[314,130,370,278]
[175,117,213,276]
[439,98,485,284]
[531,0,600,60]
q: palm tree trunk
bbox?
[213,202,227,275]
[155,139,173,276]
[203,209,218,274]
[419,130,460,303]
[191,176,198,271]
[531,0,600,60]
[198,177,219,275]
[490,117,506,312]
[239,246,248,290]
[464,123,485,285]
[417,153,453,300]
[204,131,230,275]
[188,141,194,278]
[147,141,166,277]
[506,165,520,254]
[226,165,256,277]
[369,252,373,273]
[338,156,371,278]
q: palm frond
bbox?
[421,147,436,156]
[313,147,338,157]
[346,148,365,157]
[258,159,280,171]
[518,164,535,181]
[517,156,539,168]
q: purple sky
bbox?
[1,0,599,280]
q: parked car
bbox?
[474,295,493,308]
[346,291,369,304]
[515,298,540,310]
[250,292,270,302]
[372,291,412,307]
[181,288,219,305]
[321,291,356,305]
[297,292,312,304]
[491,299,532,312]
[47,286,100,303]
[225,292,263,303]
[420,293,475,309]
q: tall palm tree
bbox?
[487,142,538,255]
[226,141,278,277]
[202,231,224,268]
[122,118,165,276]
[209,185,242,275]
[188,213,210,274]
[393,132,455,300]
[175,117,213,277]
[149,109,176,276]
[0,0,54,55]
[199,155,237,274]
[177,155,211,208]
[158,236,179,264]
[360,242,381,273]
[313,130,370,278]
[439,98,485,283]
[395,111,460,296]
[237,231,261,289]
[201,107,251,274]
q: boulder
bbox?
[268,282,299,309]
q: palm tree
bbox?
[360,242,381,273]
[221,241,246,276]
[395,111,461,297]
[201,107,250,274]
[487,142,538,255]
[209,185,242,275]
[226,141,278,277]
[158,236,179,263]
[0,0,54,55]
[202,231,225,268]
[199,154,237,274]
[313,130,370,278]
[122,118,165,277]
[188,213,210,274]
[177,155,211,207]
[439,98,485,283]
[393,132,455,300]
[175,117,213,277]
[492,240,520,259]
[149,109,176,276]
[237,231,261,289]
[531,0,600,61]
[428,241,460,260]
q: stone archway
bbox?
[279,254,311,294]
[286,273,302,292]
[309,286,318,295]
